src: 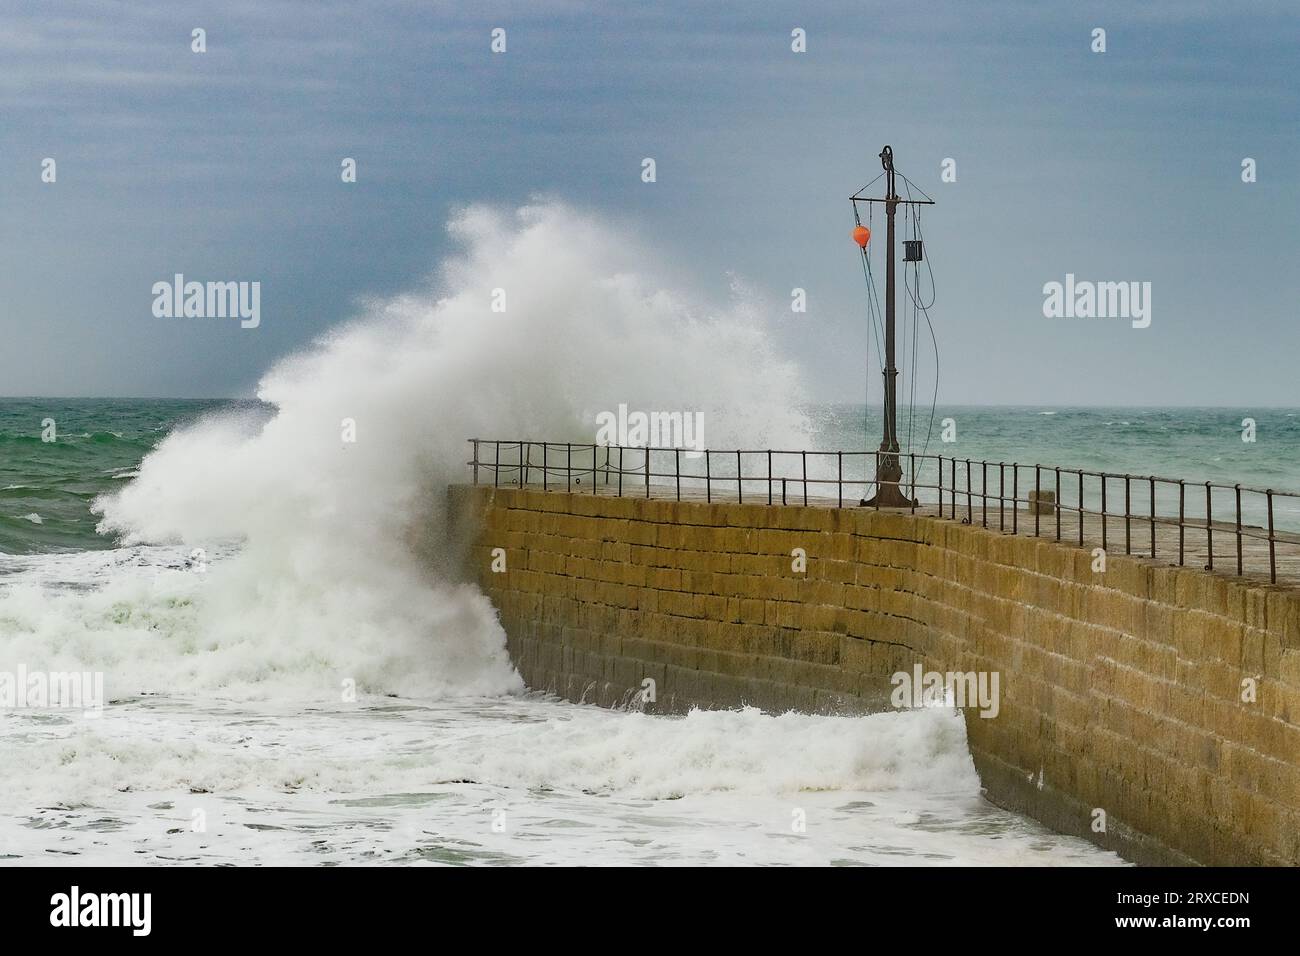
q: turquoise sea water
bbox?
[3,398,1298,555]
[821,404,1300,490]
[0,399,228,554]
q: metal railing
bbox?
[467,439,1300,585]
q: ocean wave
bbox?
[0,544,520,701]
[85,202,810,704]
[0,699,974,806]
[416,705,976,799]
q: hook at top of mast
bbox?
[851,146,935,206]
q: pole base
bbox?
[859,484,919,509]
[862,449,914,508]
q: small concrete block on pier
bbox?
[1028,489,1056,515]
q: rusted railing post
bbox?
[997,463,1004,531]
[1149,476,1156,559]
[981,461,988,528]
[1124,476,1131,555]
[952,457,958,520]
[1034,464,1041,537]
[941,457,948,518]
[953,459,960,516]
[941,460,951,520]
[910,453,917,515]
[875,452,882,511]
[1054,467,1061,541]
[1100,475,1108,552]
[941,457,948,517]
[1235,484,1243,576]
[966,459,972,522]
[1078,471,1084,547]
[1267,491,1276,584]
[1012,463,1018,534]
[1206,482,1214,570]
[940,456,947,518]
[1178,480,1185,565]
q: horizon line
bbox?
[1,396,1298,411]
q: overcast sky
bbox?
[1,0,1296,404]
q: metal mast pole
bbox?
[883,148,899,464]
[863,145,916,507]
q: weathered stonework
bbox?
[449,484,1300,866]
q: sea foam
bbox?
[3,202,810,701]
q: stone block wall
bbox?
[448,484,1300,866]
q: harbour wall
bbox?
[448,484,1300,866]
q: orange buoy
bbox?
[852,225,871,248]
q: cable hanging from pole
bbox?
[901,190,939,466]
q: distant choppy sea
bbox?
[9,397,1288,866]
[0,399,232,554]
